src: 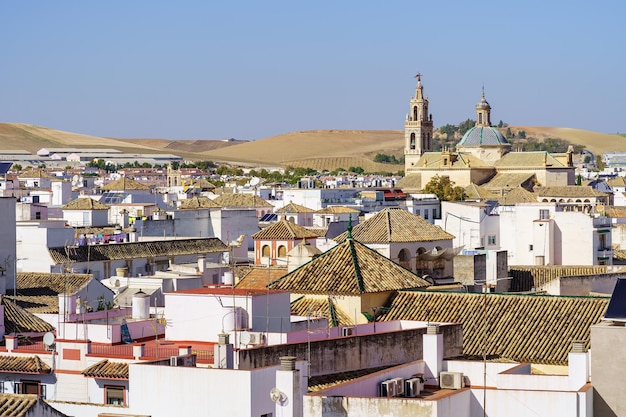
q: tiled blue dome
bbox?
[457,126,510,147]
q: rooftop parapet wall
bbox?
[238,323,462,377]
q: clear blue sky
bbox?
[1,1,625,141]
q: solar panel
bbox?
[0,162,12,174]
[604,278,626,321]
[259,213,277,222]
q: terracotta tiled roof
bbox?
[290,296,355,327]
[534,186,608,198]
[415,152,491,168]
[308,366,390,392]
[395,174,422,190]
[315,206,360,214]
[18,168,51,179]
[252,220,320,240]
[0,356,51,374]
[7,296,58,314]
[305,227,328,237]
[334,208,454,243]
[378,291,608,365]
[190,178,215,189]
[178,196,221,209]
[464,183,496,200]
[62,197,110,210]
[607,177,626,187]
[2,297,55,333]
[268,238,430,295]
[483,172,535,189]
[101,177,150,191]
[213,193,273,208]
[605,207,626,218]
[17,272,92,296]
[495,151,567,168]
[509,265,608,292]
[0,394,43,417]
[48,238,227,263]
[82,359,129,379]
[498,187,537,205]
[276,202,315,214]
[235,266,288,290]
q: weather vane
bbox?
[415,72,421,82]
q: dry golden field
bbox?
[0,122,622,170]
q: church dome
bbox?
[457,126,510,147]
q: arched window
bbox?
[288,216,295,223]
[413,106,418,121]
[417,247,427,256]
[478,113,483,124]
[277,245,287,257]
[262,245,270,257]
[398,248,411,269]
[410,133,416,150]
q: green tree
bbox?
[517,130,526,139]
[458,119,475,136]
[171,161,180,170]
[438,124,458,140]
[506,128,513,139]
[12,164,22,172]
[595,155,606,171]
[423,175,466,201]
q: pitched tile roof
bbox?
[17,272,93,296]
[276,202,315,214]
[290,296,355,327]
[378,291,608,365]
[0,394,42,417]
[268,238,430,295]
[605,206,626,218]
[2,297,55,333]
[395,173,422,190]
[190,178,216,189]
[495,151,567,168]
[101,177,150,191]
[483,172,535,189]
[213,193,273,208]
[178,196,221,209]
[534,186,608,198]
[48,238,227,263]
[0,356,51,374]
[464,183,497,200]
[498,187,538,205]
[252,220,320,240]
[308,366,390,392]
[235,266,288,290]
[62,197,110,210]
[334,208,454,243]
[416,152,491,168]
[315,206,360,214]
[509,265,608,292]
[607,177,626,187]
[82,359,129,379]
[7,296,58,314]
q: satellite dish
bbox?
[43,332,55,347]
[250,177,260,187]
[269,387,284,403]
[240,331,251,345]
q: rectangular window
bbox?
[105,386,126,405]
[539,209,549,220]
[424,210,429,220]
[35,211,41,220]
[488,235,496,245]
[529,244,534,251]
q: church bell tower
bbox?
[405,74,434,170]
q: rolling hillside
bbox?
[0,122,622,171]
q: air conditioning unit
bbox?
[440,372,465,389]
[391,377,404,396]
[342,327,354,337]
[248,332,264,345]
[380,380,397,397]
[404,377,423,397]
